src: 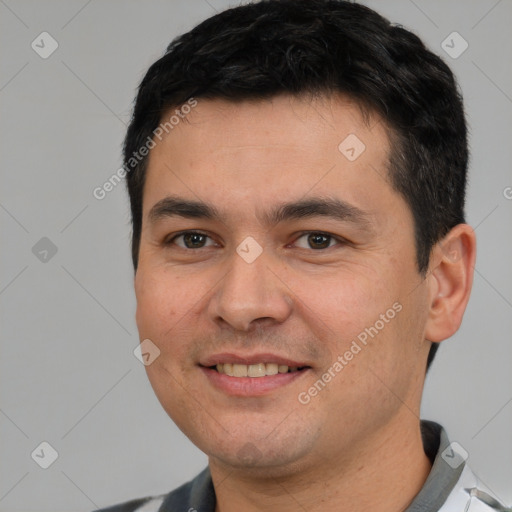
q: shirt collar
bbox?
[405,420,466,512]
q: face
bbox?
[134,95,432,476]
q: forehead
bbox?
[143,94,395,219]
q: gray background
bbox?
[0,1,511,510]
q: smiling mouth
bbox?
[212,363,309,377]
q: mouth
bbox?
[212,362,308,377]
[199,354,312,396]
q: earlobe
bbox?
[424,224,477,343]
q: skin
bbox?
[134,94,476,512]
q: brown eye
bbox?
[169,232,215,249]
[307,233,332,249]
[293,232,338,250]
[183,233,207,248]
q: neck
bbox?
[210,415,432,512]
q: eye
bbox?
[293,232,341,250]
[167,231,216,249]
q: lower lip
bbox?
[200,366,309,396]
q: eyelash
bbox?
[164,230,347,250]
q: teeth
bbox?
[248,363,266,378]
[232,364,248,377]
[215,363,304,377]
[266,363,278,375]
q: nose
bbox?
[208,245,293,332]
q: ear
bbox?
[424,224,477,343]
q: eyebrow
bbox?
[147,195,373,229]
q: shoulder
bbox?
[440,465,511,512]
[95,495,166,512]
[94,467,214,512]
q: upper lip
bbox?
[199,352,310,368]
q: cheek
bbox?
[298,266,413,383]
[134,269,194,345]
[302,268,392,335]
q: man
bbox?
[97,1,509,511]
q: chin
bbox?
[197,422,322,477]
[209,446,311,478]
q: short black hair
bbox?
[124,0,469,369]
